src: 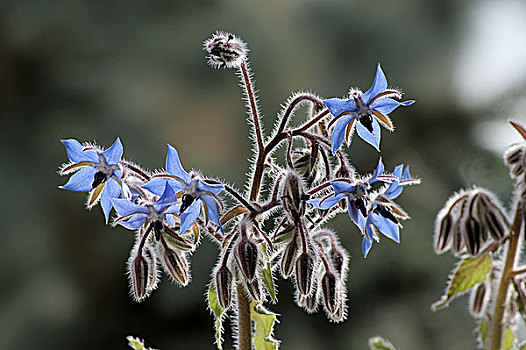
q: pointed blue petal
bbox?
[180,200,201,234]
[101,138,123,165]
[196,180,224,195]
[200,194,224,233]
[323,98,357,117]
[331,115,356,154]
[331,180,355,195]
[154,183,178,210]
[60,166,97,192]
[118,215,148,230]
[348,199,367,233]
[61,139,98,163]
[402,165,411,180]
[111,198,149,217]
[371,98,414,115]
[317,193,348,209]
[143,178,184,196]
[356,118,381,151]
[164,214,176,227]
[369,157,385,183]
[372,212,400,243]
[100,178,122,223]
[362,64,388,105]
[166,145,191,184]
[362,227,374,258]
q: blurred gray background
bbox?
[2,0,526,349]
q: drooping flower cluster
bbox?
[59,31,419,348]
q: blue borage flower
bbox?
[112,183,179,237]
[142,145,225,234]
[324,64,415,153]
[308,158,396,233]
[361,164,420,257]
[59,138,130,223]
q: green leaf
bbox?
[518,341,526,350]
[501,327,514,350]
[261,249,276,302]
[127,336,156,350]
[251,303,280,350]
[479,318,489,345]
[368,336,396,350]
[208,283,226,349]
[432,254,491,310]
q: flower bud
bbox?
[470,282,487,317]
[298,283,319,313]
[234,238,259,281]
[215,265,233,309]
[129,253,149,302]
[435,212,454,253]
[203,32,247,69]
[329,247,347,278]
[281,238,299,278]
[505,144,524,166]
[161,247,189,286]
[463,217,483,256]
[245,277,262,302]
[142,243,159,291]
[281,171,306,223]
[321,272,339,315]
[295,252,315,296]
[163,230,194,251]
[483,210,506,241]
[330,300,345,323]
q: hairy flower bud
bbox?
[321,272,339,315]
[161,247,189,286]
[215,265,233,309]
[234,238,259,282]
[436,212,454,253]
[470,282,488,317]
[143,243,159,291]
[204,32,247,69]
[329,246,347,278]
[129,253,149,302]
[245,277,262,302]
[281,238,299,278]
[281,171,306,224]
[462,217,483,256]
[298,282,319,313]
[295,252,315,296]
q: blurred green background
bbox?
[2,0,526,349]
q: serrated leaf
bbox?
[432,254,491,310]
[479,318,489,345]
[208,284,226,349]
[251,303,280,350]
[501,327,514,350]
[368,336,396,350]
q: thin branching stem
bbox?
[277,94,324,135]
[240,61,264,152]
[489,201,523,350]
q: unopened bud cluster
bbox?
[203,32,248,69]
[435,188,509,256]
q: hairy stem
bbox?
[489,201,523,350]
[240,61,264,152]
[237,284,252,350]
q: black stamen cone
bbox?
[359,114,374,134]
[92,171,107,188]
[376,206,399,224]
[153,220,163,241]
[180,194,195,213]
[355,198,368,217]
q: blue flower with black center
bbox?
[309,158,395,233]
[142,145,224,234]
[324,64,415,153]
[112,183,179,238]
[361,164,420,257]
[59,138,129,223]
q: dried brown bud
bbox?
[215,265,233,309]
[161,247,189,286]
[295,252,315,296]
[203,32,247,69]
[234,238,259,281]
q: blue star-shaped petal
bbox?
[142,145,225,234]
[59,138,128,223]
[112,183,179,233]
[324,64,415,153]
